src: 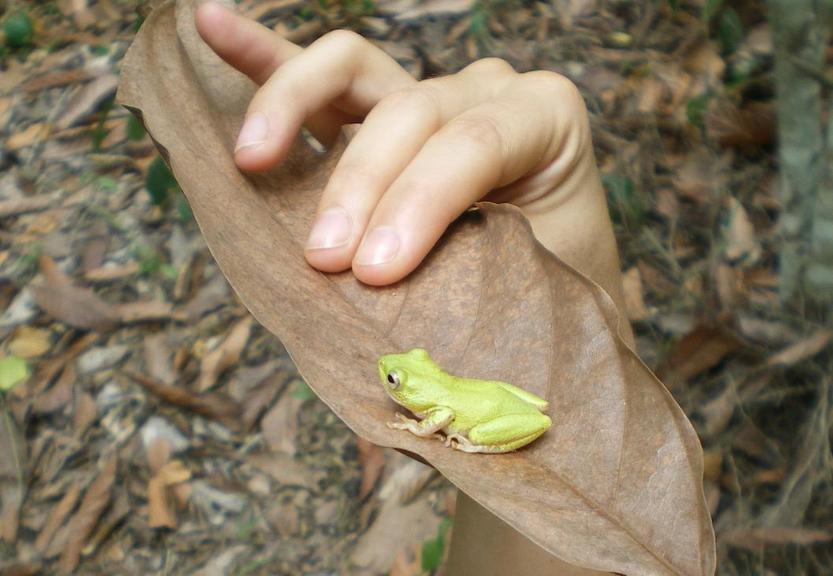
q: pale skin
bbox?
[196,3,628,574]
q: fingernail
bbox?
[235,113,269,152]
[355,226,400,266]
[306,206,352,250]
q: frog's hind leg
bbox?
[447,413,551,454]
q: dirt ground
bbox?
[1,0,832,574]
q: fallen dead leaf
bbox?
[0,402,26,544]
[657,325,741,389]
[84,262,141,283]
[59,457,117,572]
[722,527,833,550]
[126,370,242,425]
[73,390,98,436]
[21,69,94,93]
[389,544,422,576]
[260,388,304,456]
[30,282,119,332]
[197,316,253,392]
[724,198,760,265]
[32,362,75,415]
[56,74,120,130]
[357,437,386,500]
[148,460,191,529]
[707,101,775,150]
[0,196,54,219]
[117,4,716,573]
[34,482,82,553]
[352,496,440,574]
[143,333,177,385]
[379,454,438,505]
[622,266,653,321]
[8,326,52,358]
[6,123,51,151]
[115,300,176,323]
[765,329,832,367]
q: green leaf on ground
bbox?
[127,115,146,141]
[421,517,452,572]
[290,380,317,401]
[145,156,178,206]
[3,11,34,48]
[719,8,743,55]
[604,173,644,229]
[0,356,29,392]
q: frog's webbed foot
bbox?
[445,433,470,449]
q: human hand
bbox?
[195,1,622,305]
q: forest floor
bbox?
[1,0,832,575]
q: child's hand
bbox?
[196,2,620,302]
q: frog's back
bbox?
[443,376,546,423]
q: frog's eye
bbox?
[387,371,401,389]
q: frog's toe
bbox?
[444,433,465,448]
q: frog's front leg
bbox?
[387,406,454,440]
[447,413,551,454]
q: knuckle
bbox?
[375,87,439,121]
[520,71,585,110]
[466,57,515,76]
[444,115,504,154]
[319,29,368,55]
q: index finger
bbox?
[196,2,301,85]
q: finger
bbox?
[305,60,517,272]
[234,30,415,171]
[195,2,301,85]
[351,72,584,286]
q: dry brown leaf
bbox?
[32,362,75,415]
[393,0,473,21]
[197,316,253,392]
[30,282,119,332]
[147,437,172,473]
[260,390,304,456]
[84,262,140,282]
[143,333,177,385]
[357,437,386,500]
[21,69,94,93]
[724,198,760,265]
[8,326,52,358]
[706,101,775,150]
[0,196,54,219]
[148,460,191,529]
[389,544,422,576]
[56,74,120,130]
[6,123,51,151]
[380,457,438,504]
[117,4,715,573]
[127,370,242,424]
[0,406,26,544]
[657,325,741,390]
[34,482,82,553]
[73,391,98,436]
[59,457,117,573]
[622,266,653,321]
[240,371,286,431]
[352,496,440,574]
[765,329,832,367]
[722,527,833,550]
[115,300,176,323]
